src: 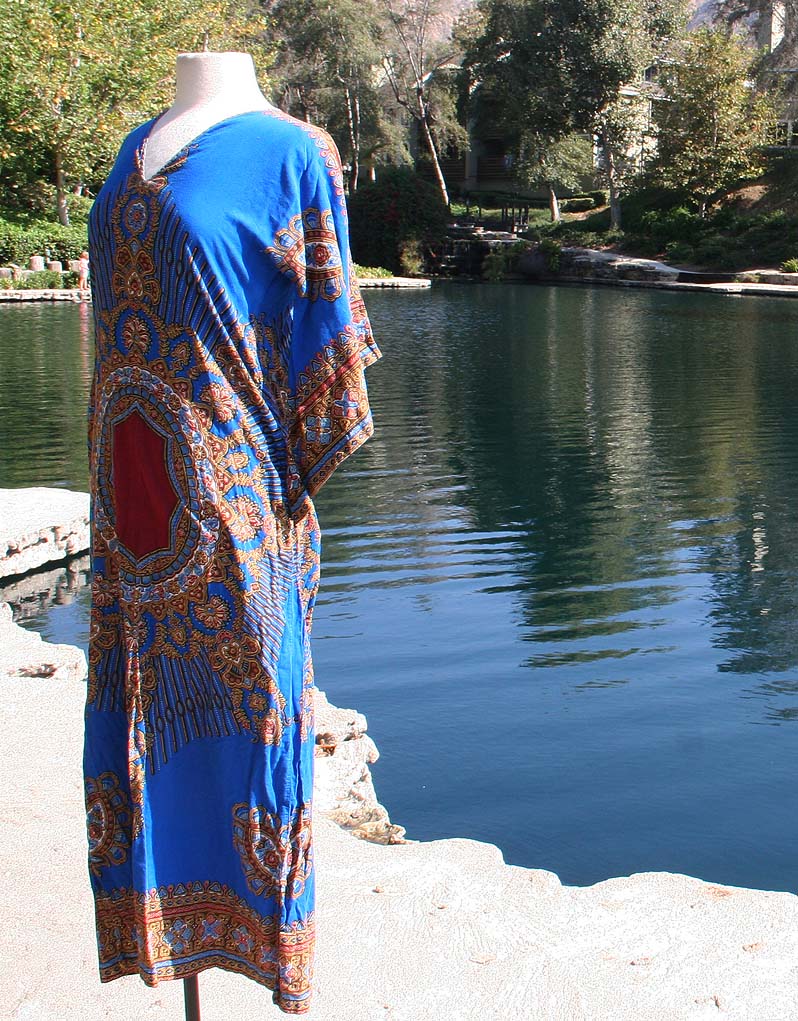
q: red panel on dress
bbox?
[112,409,179,560]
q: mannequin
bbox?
[85,46,380,1018]
[142,51,272,180]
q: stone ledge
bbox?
[358,276,431,288]
[0,488,90,580]
[0,288,89,301]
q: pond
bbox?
[2,283,798,893]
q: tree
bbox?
[269,0,387,192]
[381,0,468,206]
[594,88,654,228]
[651,27,777,216]
[715,0,798,101]
[516,134,594,220]
[461,0,686,227]
[0,0,267,224]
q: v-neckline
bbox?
[136,107,271,184]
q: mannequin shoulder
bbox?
[252,108,339,166]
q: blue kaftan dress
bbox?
[83,108,380,1014]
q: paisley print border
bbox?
[93,882,314,1013]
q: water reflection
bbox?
[1,555,91,649]
[310,284,798,890]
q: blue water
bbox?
[3,284,798,892]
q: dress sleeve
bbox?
[270,129,382,519]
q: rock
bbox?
[0,488,90,580]
[0,600,87,683]
[540,247,682,283]
[314,688,407,844]
[517,249,549,279]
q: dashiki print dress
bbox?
[83,107,380,1014]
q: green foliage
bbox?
[20,269,65,289]
[516,133,594,210]
[481,241,533,281]
[0,217,88,264]
[539,237,562,271]
[664,241,696,264]
[577,209,613,231]
[551,188,798,268]
[561,197,595,212]
[270,0,390,191]
[462,0,688,228]
[348,168,448,275]
[11,269,67,289]
[0,266,80,287]
[0,0,270,222]
[353,263,393,278]
[381,1,468,204]
[651,27,777,214]
[639,207,704,245]
[617,187,692,230]
[463,0,684,141]
[781,258,798,273]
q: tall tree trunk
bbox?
[417,92,449,206]
[297,85,311,123]
[344,87,360,194]
[352,91,361,193]
[54,147,69,227]
[599,135,622,231]
[548,184,561,222]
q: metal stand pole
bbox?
[183,975,201,1021]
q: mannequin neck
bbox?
[141,52,270,180]
[172,52,266,112]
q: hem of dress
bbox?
[99,956,311,1014]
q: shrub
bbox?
[640,207,704,246]
[481,240,533,281]
[0,217,88,265]
[588,190,608,207]
[619,187,693,232]
[664,242,696,264]
[348,169,449,275]
[353,263,392,278]
[481,247,508,282]
[781,258,798,273]
[560,197,594,212]
[693,237,736,269]
[20,269,66,289]
[539,237,562,271]
[576,208,612,232]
